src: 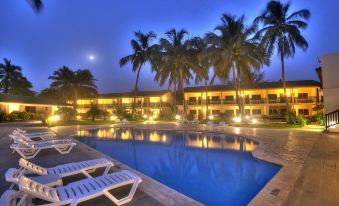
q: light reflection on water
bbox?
[76,127,279,206]
[77,127,258,152]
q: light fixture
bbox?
[175,114,181,120]
[233,116,241,123]
[162,96,167,102]
[245,115,250,120]
[76,115,81,120]
[251,119,257,124]
[50,115,61,122]
[208,115,214,120]
[143,114,148,119]
[110,115,117,120]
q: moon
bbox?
[89,55,95,61]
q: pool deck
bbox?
[0,122,338,205]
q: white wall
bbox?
[321,52,339,114]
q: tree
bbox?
[0,58,35,96]
[119,31,157,119]
[255,0,310,113]
[38,87,61,100]
[205,14,268,117]
[153,29,207,116]
[86,104,102,122]
[48,66,97,107]
[26,0,43,13]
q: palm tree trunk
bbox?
[173,78,177,114]
[205,79,208,120]
[233,65,241,117]
[132,65,142,119]
[280,49,289,114]
[236,68,244,119]
[179,67,186,117]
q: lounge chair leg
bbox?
[103,165,112,175]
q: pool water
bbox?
[76,127,280,206]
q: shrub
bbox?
[55,107,77,121]
[295,116,307,127]
[285,113,296,124]
[8,111,20,121]
[0,110,6,122]
[315,113,325,126]
[17,112,30,121]
[186,113,195,121]
[159,109,174,120]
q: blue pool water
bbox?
[76,127,280,206]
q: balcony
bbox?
[268,97,292,104]
[295,96,317,103]
[223,100,236,104]
[245,98,266,104]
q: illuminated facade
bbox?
[0,94,67,114]
[76,90,174,116]
[179,80,322,119]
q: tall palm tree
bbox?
[152,29,207,116]
[0,58,35,96]
[255,0,310,113]
[119,31,156,118]
[48,66,97,107]
[26,0,43,13]
[0,58,22,94]
[205,14,268,118]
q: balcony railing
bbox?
[77,102,170,108]
[294,96,317,103]
[268,97,292,104]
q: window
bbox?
[211,96,220,101]
[269,108,278,115]
[225,110,234,116]
[189,97,196,102]
[212,110,220,115]
[25,106,36,113]
[298,93,308,99]
[268,94,277,99]
[224,96,234,101]
[252,109,261,115]
[245,109,250,115]
[298,109,309,115]
[252,94,261,100]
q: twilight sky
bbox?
[0,0,338,93]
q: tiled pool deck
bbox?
[0,122,338,205]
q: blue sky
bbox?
[0,0,338,93]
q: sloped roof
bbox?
[184,80,321,92]
[0,94,68,106]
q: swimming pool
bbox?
[76,127,280,206]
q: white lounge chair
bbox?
[0,170,142,206]
[6,158,114,185]
[12,130,56,141]
[11,140,76,159]
[14,128,56,137]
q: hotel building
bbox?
[178,80,322,119]
[76,90,174,117]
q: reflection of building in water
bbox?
[77,128,170,144]
[184,133,257,152]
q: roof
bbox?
[98,90,170,98]
[184,80,321,92]
[0,94,69,106]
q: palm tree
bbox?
[254,0,310,113]
[0,58,35,96]
[26,0,43,13]
[119,31,156,118]
[48,66,97,107]
[205,14,268,118]
[152,29,207,116]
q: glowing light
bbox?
[175,115,181,120]
[286,91,291,96]
[208,115,214,120]
[143,114,148,119]
[89,55,95,60]
[202,137,208,147]
[110,115,117,120]
[233,116,242,123]
[162,96,167,102]
[76,115,81,120]
[50,115,61,122]
[8,104,20,113]
[162,134,167,142]
[251,119,257,124]
[245,115,250,120]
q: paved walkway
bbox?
[0,122,338,205]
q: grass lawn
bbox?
[230,122,324,131]
[48,120,118,127]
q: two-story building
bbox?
[76,90,174,117]
[179,80,322,119]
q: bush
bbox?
[315,113,325,126]
[295,116,307,127]
[186,113,195,121]
[159,109,174,120]
[0,110,6,122]
[8,111,20,121]
[55,107,77,121]
[285,113,296,124]
[7,111,30,121]
[17,112,30,121]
